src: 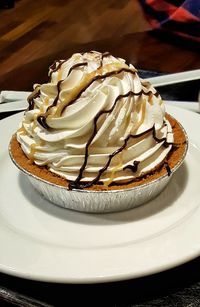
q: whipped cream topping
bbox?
[17,51,174,188]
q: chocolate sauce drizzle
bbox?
[37,63,88,128]
[67,67,140,108]
[37,116,50,130]
[50,62,88,108]
[37,80,64,127]
[152,129,166,143]
[28,60,66,112]
[67,62,88,77]
[164,162,172,176]
[113,159,172,187]
[27,87,40,111]
[98,51,110,68]
[123,160,140,172]
[37,67,141,129]
[29,55,172,188]
[51,80,63,108]
[152,120,174,148]
[68,91,165,190]
[49,59,67,79]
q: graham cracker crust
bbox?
[9,114,187,191]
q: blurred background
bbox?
[0,0,199,101]
[0,0,150,80]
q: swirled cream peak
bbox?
[17,51,174,189]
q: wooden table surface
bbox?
[0,0,199,91]
[0,1,200,306]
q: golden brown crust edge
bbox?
[9,114,187,191]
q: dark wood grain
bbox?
[0,0,149,81]
[0,0,199,92]
[1,30,200,92]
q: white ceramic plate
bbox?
[0,105,200,283]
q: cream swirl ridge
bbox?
[17,51,174,189]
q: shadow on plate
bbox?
[18,162,188,226]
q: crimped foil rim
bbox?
[9,116,188,195]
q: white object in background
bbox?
[165,100,199,113]
[0,100,28,112]
[146,69,200,87]
[0,91,31,103]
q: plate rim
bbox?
[0,105,200,283]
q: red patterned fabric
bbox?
[139,0,200,42]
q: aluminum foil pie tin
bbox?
[9,126,188,213]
